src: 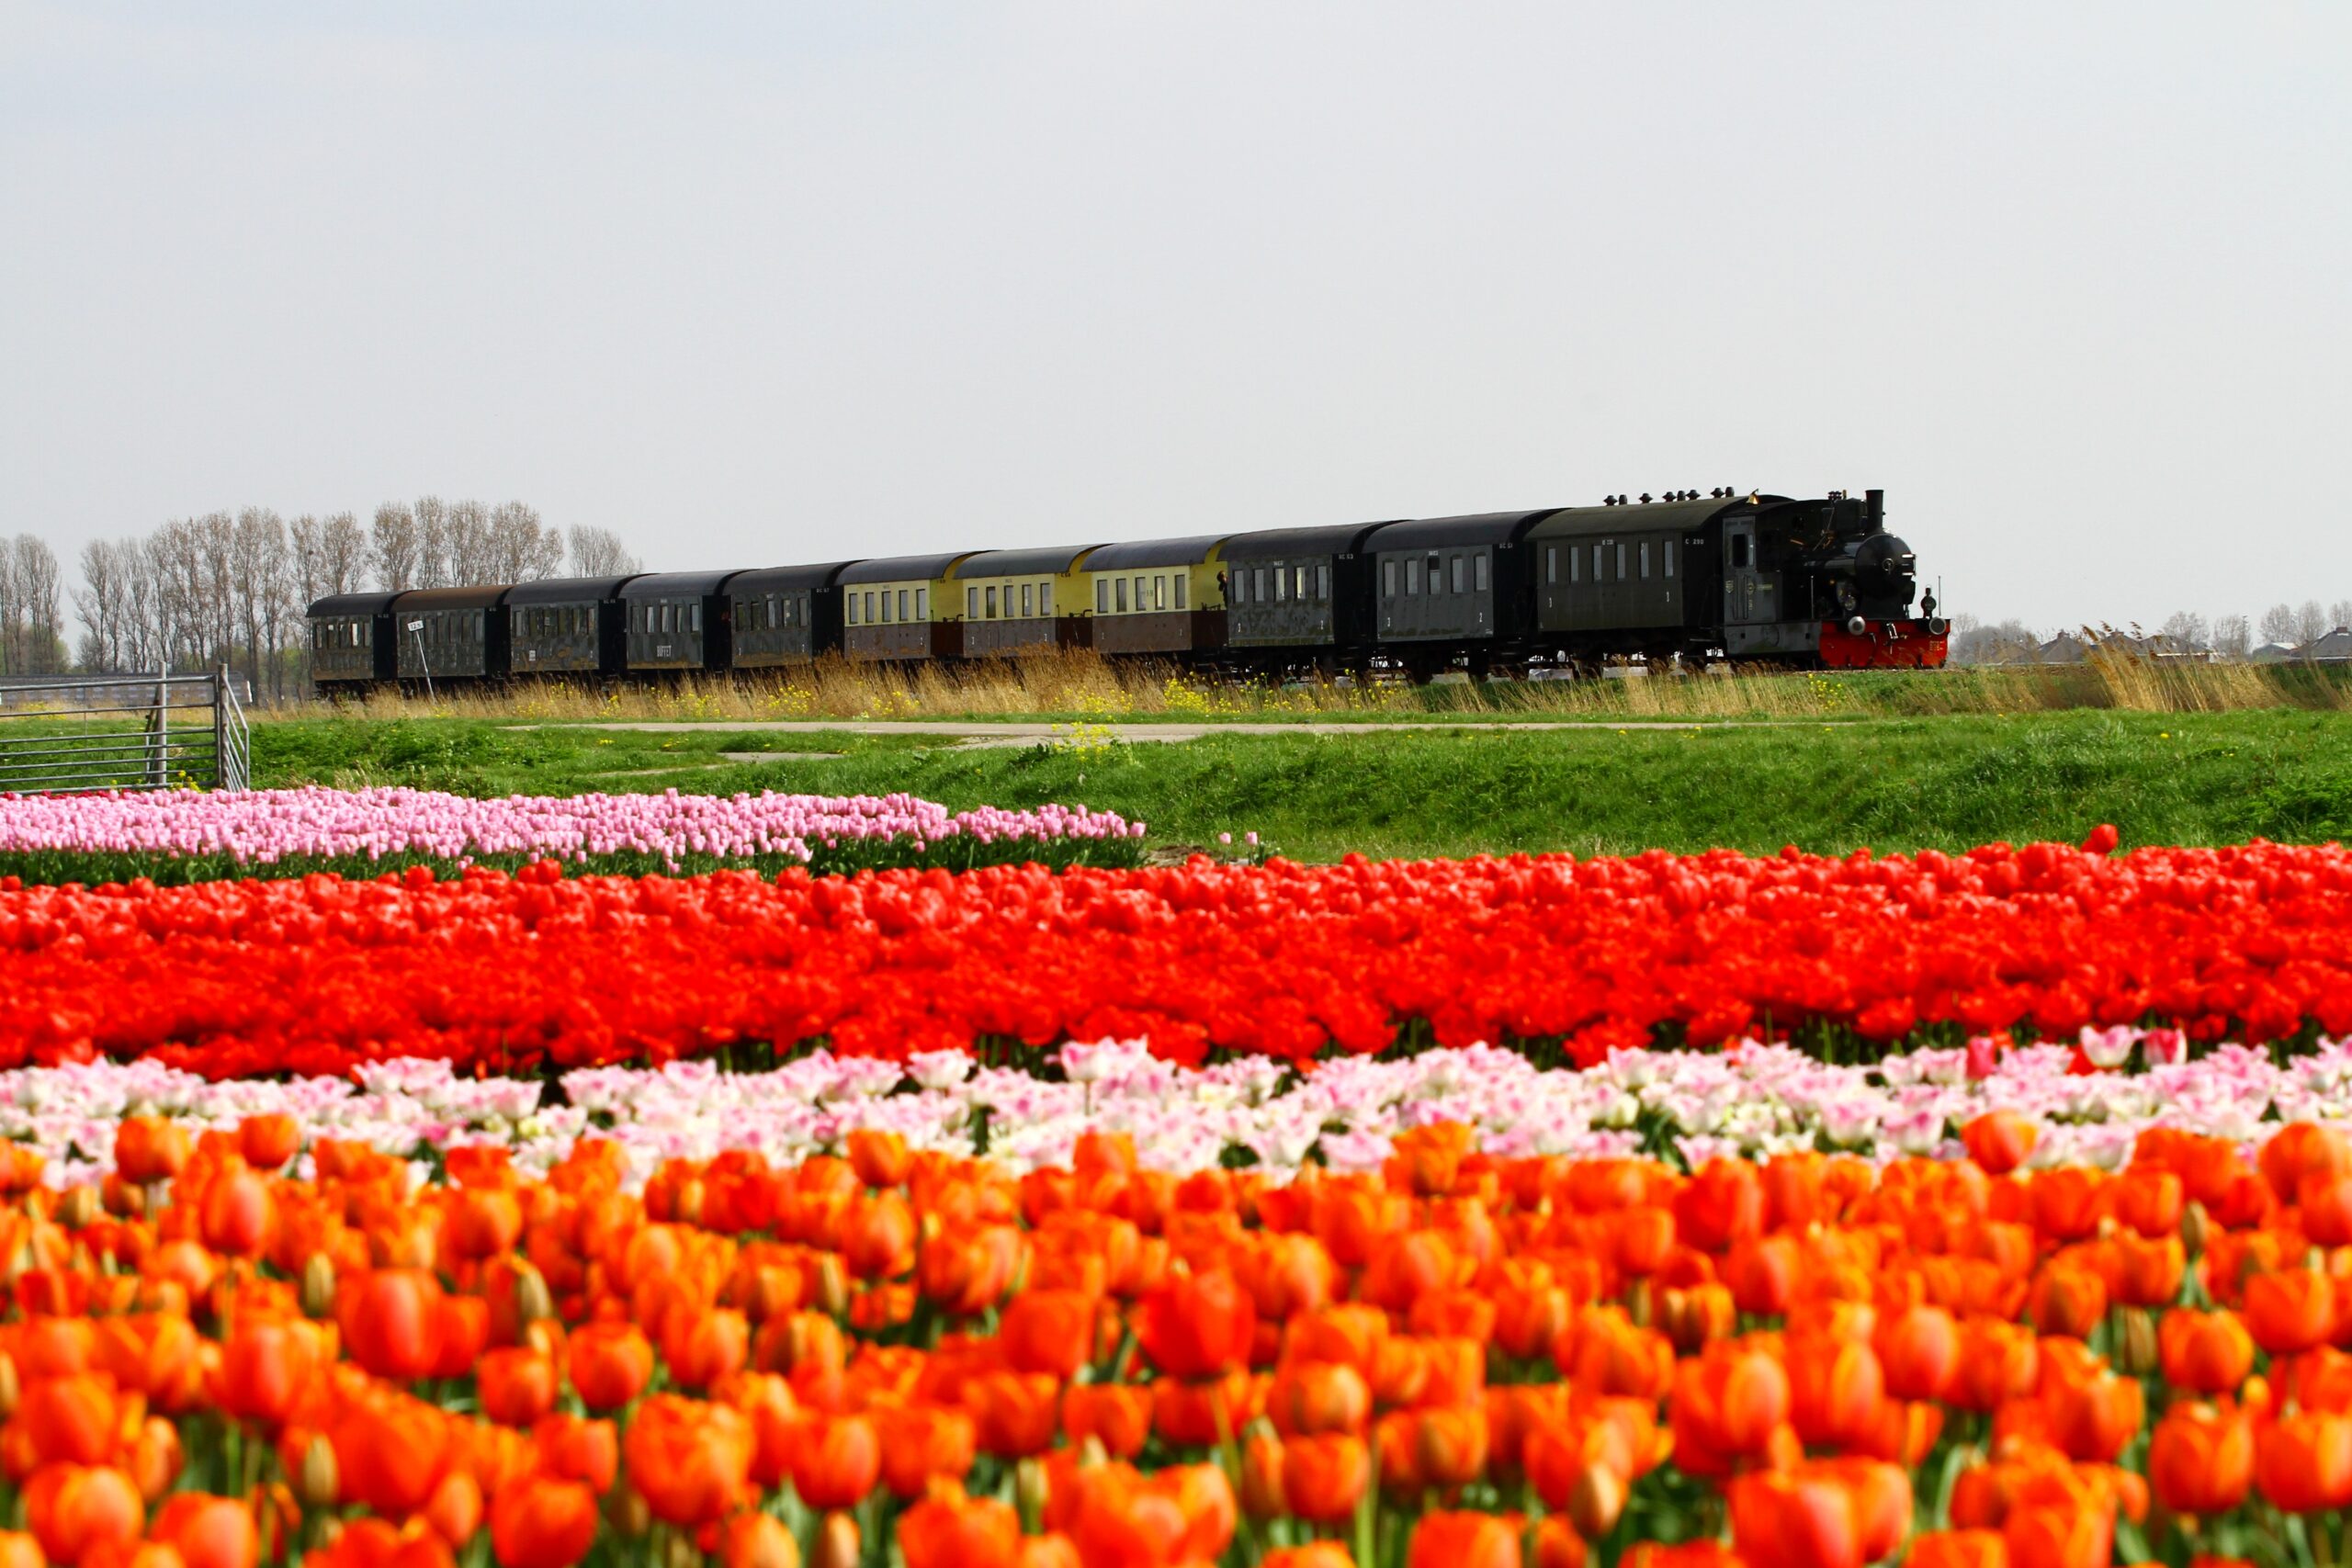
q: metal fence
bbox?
[0,671,252,795]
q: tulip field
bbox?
[3,781,2352,1568]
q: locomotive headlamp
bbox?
[1847,616,1868,637]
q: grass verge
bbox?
[231,708,2352,864]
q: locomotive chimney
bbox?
[1863,490,1884,533]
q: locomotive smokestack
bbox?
[1863,490,1884,533]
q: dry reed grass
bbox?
[254,648,2352,726]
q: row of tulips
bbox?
[2,1033,2348,1193]
[0,787,1145,886]
[5,833,2352,1075]
[10,1104,2352,1566]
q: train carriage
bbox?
[391,587,510,683]
[507,575,640,678]
[728,563,850,669]
[308,592,400,694]
[1370,510,1562,670]
[840,554,974,662]
[1526,496,1737,660]
[1080,535,1230,658]
[1221,522,1396,660]
[950,547,1101,659]
[620,572,743,673]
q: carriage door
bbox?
[1724,521,1762,624]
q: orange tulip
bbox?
[529,1415,617,1495]
[237,1113,300,1172]
[1962,1111,2039,1176]
[566,1324,653,1412]
[1406,1511,1521,1568]
[199,1166,277,1258]
[338,1269,447,1383]
[489,1473,599,1568]
[2245,1269,2335,1357]
[216,1317,323,1431]
[971,1370,1063,1459]
[899,1494,1023,1568]
[623,1395,753,1528]
[2149,1402,2255,1517]
[304,1517,458,1568]
[2003,1502,2111,1568]
[115,1119,191,1185]
[1268,1359,1371,1436]
[2259,1122,2352,1203]
[791,1413,880,1510]
[2111,1232,2185,1308]
[1787,1336,1885,1450]
[999,1290,1097,1381]
[845,1129,912,1190]
[1669,1342,1790,1471]
[1264,1548,1359,1568]
[839,1193,917,1281]
[1675,1160,1766,1254]
[1412,1406,1488,1489]
[148,1493,259,1568]
[2113,1167,2183,1237]
[717,1511,802,1568]
[424,1468,483,1551]
[2046,1371,2143,1464]
[14,1371,124,1467]
[478,1348,560,1428]
[1949,1319,2039,1413]
[2256,1408,2352,1513]
[1873,1303,1960,1403]
[1905,1530,2010,1568]
[1062,1384,1152,1461]
[2159,1309,2255,1394]
[23,1463,144,1567]
[1136,1269,1256,1381]
[1282,1433,1371,1522]
[1730,1469,1862,1568]
[328,1396,451,1517]
[2026,1268,2107,1340]
[661,1307,750,1392]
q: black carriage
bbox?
[1220,522,1395,668]
[619,572,743,673]
[307,592,400,694]
[506,575,640,679]
[728,563,850,669]
[390,587,511,684]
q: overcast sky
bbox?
[4,2,2346,631]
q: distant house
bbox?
[2306,627,2352,663]
[2038,632,2090,664]
[2251,642,2297,664]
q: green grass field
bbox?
[245,709,2352,863]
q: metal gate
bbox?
[0,671,252,795]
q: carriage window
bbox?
[690,603,702,632]
[867,592,878,623]
[1021,583,1033,617]
[1385,559,1397,597]
[1476,553,1489,592]
[1155,575,1167,611]
[1427,555,1442,593]
[1115,578,1128,612]
[1640,542,1651,580]
[1273,568,1287,603]
[914,588,926,617]
[1446,556,1462,593]
[1042,582,1053,615]
[1098,580,1111,614]
[1545,547,1557,584]
[1731,535,1750,569]
[1172,575,1185,609]
[845,595,856,626]
[1665,540,1676,579]
[1406,558,1420,594]
[1132,576,1146,611]
[1594,544,1605,581]
[989,587,1001,618]
[1617,544,1627,579]
[967,587,978,619]
[1253,568,1268,602]
[1570,547,1581,584]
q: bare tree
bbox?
[2295,600,2330,645]
[2258,604,2300,648]
[372,502,422,592]
[413,496,450,588]
[317,512,368,595]
[490,501,565,582]
[2211,614,2252,660]
[446,499,495,583]
[2332,600,2352,634]
[0,536,66,674]
[2155,611,2209,653]
[568,525,642,577]
[1949,618,2040,666]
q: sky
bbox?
[3,1,2346,633]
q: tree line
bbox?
[1951,599,2352,665]
[28,501,641,703]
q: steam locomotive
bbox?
[307,489,1947,695]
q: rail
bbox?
[0,671,252,795]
